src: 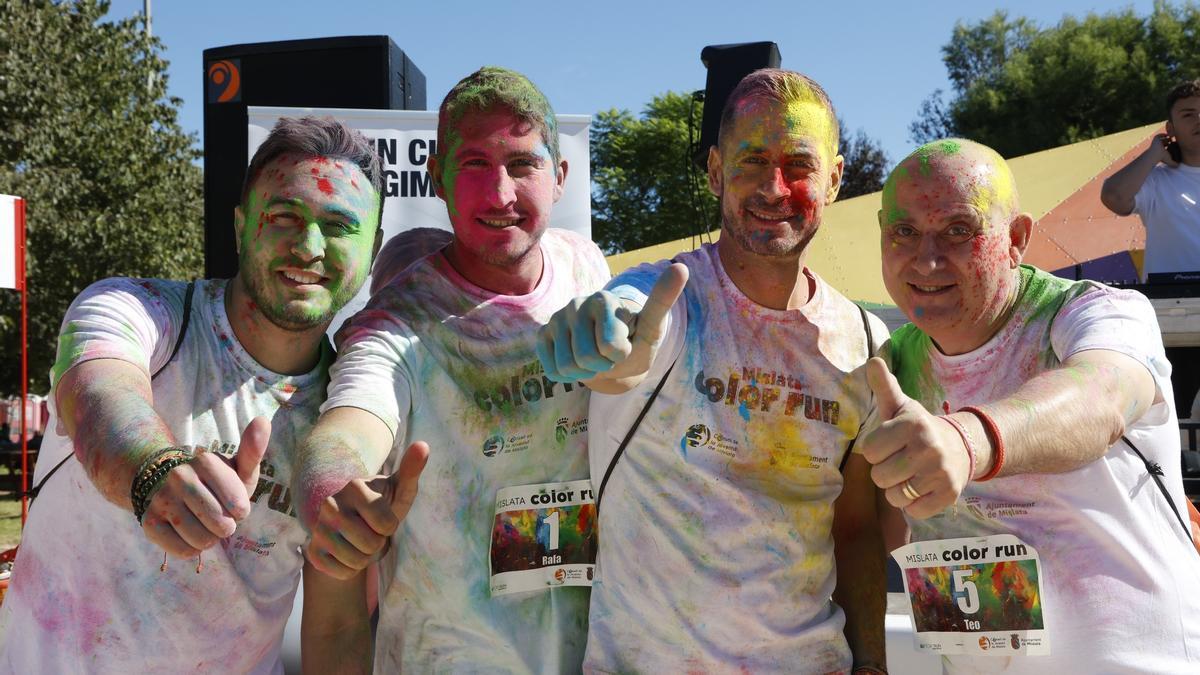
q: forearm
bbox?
[832,455,887,670]
[1101,150,1159,215]
[301,564,372,674]
[56,360,176,509]
[833,527,887,669]
[291,407,393,529]
[962,355,1148,478]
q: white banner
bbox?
[0,195,23,291]
[247,107,591,332]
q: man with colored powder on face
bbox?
[291,66,609,672]
[0,116,387,672]
[867,138,1200,672]
[539,68,890,674]
[1101,78,1200,280]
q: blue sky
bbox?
[108,0,1160,166]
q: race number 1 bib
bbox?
[489,479,597,596]
[892,534,1050,655]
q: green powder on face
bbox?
[879,165,909,225]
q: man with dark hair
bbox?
[0,116,385,672]
[539,68,888,673]
[293,66,609,671]
[872,138,1200,672]
[1102,78,1200,278]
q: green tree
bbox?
[591,91,888,253]
[911,2,1200,156]
[0,0,203,396]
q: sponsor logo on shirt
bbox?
[472,360,587,412]
[481,431,532,458]
[694,367,842,425]
[680,423,739,458]
[555,416,587,443]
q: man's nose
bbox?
[291,222,326,262]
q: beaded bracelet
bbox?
[940,414,978,482]
[959,405,1005,481]
[131,446,195,523]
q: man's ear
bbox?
[1166,119,1176,140]
[1009,212,1033,266]
[826,154,844,205]
[233,205,245,255]
[428,155,446,201]
[552,158,569,203]
[706,145,723,197]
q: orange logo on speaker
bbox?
[207,60,241,103]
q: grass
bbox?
[0,496,21,551]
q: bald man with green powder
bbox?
[865,139,1200,672]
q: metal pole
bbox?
[17,199,27,526]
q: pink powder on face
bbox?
[316,178,334,196]
[310,168,319,176]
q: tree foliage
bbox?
[911,2,1200,156]
[0,0,203,395]
[591,91,888,254]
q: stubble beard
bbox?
[722,199,819,259]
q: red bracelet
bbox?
[959,405,1004,481]
[940,415,977,482]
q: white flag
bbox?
[0,194,24,291]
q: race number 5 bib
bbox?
[489,479,597,596]
[892,534,1050,655]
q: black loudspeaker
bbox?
[202,36,426,279]
[693,41,781,169]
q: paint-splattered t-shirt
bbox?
[1133,163,1200,278]
[0,278,329,674]
[889,264,1200,674]
[323,228,609,673]
[584,243,887,674]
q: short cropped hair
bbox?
[436,66,560,170]
[240,116,384,223]
[1167,78,1200,120]
[717,68,840,157]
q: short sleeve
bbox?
[51,278,183,387]
[1051,285,1172,423]
[321,292,417,445]
[1132,165,1161,217]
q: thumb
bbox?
[388,441,429,520]
[235,416,271,491]
[631,263,688,345]
[866,357,908,420]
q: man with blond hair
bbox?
[541,68,888,674]
[866,138,1200,672]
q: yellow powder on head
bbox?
[782,96,838,162]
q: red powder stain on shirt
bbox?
[310,168,319,176]
[316,178,334,196]
[351,179,359,190]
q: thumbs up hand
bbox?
[538,263,689,388]
[142,416,274,558]
[305,441,429,580]
[858,358,974,520]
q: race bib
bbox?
[489,479,597,596]
[892,534,1050,656]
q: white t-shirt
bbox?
[323,228,610,673]
[1133,163,1200,277]
[0,278,327,674]
[585,243,887,674]
[888,265,1200,674]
